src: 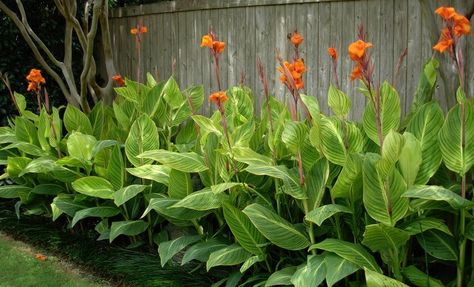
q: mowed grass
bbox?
[0,232,112,287]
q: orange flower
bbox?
[453,13,471,36]
[294,59,305,73]
[209,91,228,105]
[35,253,48,261]
[26,69,45,85]
[328,47,338,60]
[131,25,147,35]
[348,40,373,61]
[27,82,38,92]
[294,78,304,90]
[112,74,125,86]
[350,64,363,81]
[290,31,303,47]
[435,6,456,20]
[213,41,226,54]
[433,27,454,53]
[201,35,213,48]
[278,59,305,91]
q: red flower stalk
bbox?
[201,30,226,90]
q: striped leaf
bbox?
[206,244,251,271]
[328,85,351,118]
[402,265,444,287]
[402,185,473,209]
[281,121,308,154]
[172,189,220,211]
[305,204,352,226]
[363,153,408,226]
[71,206,120,227]
[168,169,192,199]
[223,203,267,255]
[109,220,149,243]
[363,81,400,146]
[416,230,457,261]
[325,254,359,287]
[438,103,474,176]
[376,130,404,178]
[362,224,411,252]
[406,102,444,184]
[138,150,208,172]
[265,266,297,287]
[63,105,92,135]
[158,235,201,267]
[243,203,310,251]
[125,114,160,167]
[114,184,147,206]
[126,164,170,185]
[365,268,408,287]
[291,255,326,287]
[72,176,114,199]
[181,239,227,265]
[142,197,207,221]
[331,153,363,199]
[67,132,97,162]
[398,132,422,187]
[319,117,346,166]
[107,145,124,190]
[309,239,381,272]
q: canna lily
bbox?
[131,25,147,35]
[201,33,225,54]
[290,31,303,48]
[348,40,373,61]
[453,14,471,36]
[112,74,125,86]
[209,91,228,105]
[26,68,45,92]
[433,27,454,53]
[435,6,456,20]
[327,47,338,60]
[350,63,363,81]
[278,58,306,91]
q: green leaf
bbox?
[71,206,120,227]
[305,204,352,226]
[281,121,308,154]
[245,164,306,200]
[402,185,474,209]
[362,224,410,252]
[406,102,444,184]
[114,185,147,206]
[402,265,444,287]
[109,220,149,243]
[172,189,220,211]
[107,145,124,190]
[363,81,400,146]
[52,194,88,218]
[438,103,474,175]
[305,158,329,210]
[223,203,267,255]
[363,153,408,226]
[377,130,404,177]
[291,255,326,287]
[325,253,359,287]
[319,117,346,166]
[139,150,208,173]
[240,255,264,273]
[142,197,207,221]
[331,153,363,199]
[126,164,170,185]
[0,185,30,198]
[158,235,201,267]
[211,182,243,194]
[328,85,351,118]
[63,105,93,135]
[72,176,114,199]
[416,230,457,261]
[168,169,192,199]
[206,244,251,271]
[232,147,273,165]
[243,203,310,251]
[192,115,222,137]
[184,85,204,113]
[265,266,297,286]
[162,76,184,109]
[401,217,452,236]
[300,94,320,122]
[125,114,160,167]
[91,140,118,157]
[309,239,381,272]
[365,268,409,287]
[115,85,138,103]
[181,239,227,265]
[31,184,64,195]
[398,133,422,187]
[67,132,97,161]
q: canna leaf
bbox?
[365,268,409,286]
[206,244,251,271]
[402,265,444,287]
[362,224,411,252]
[265,266,297,286]
[291,255,326,287]
[114,184,147,206]
[402,185,474,209]
[64,105,93,135]
[416,230,457,261]
[125,114,160,167]
[138,150,208,173]
[126,164,170,186]
[325,253,359,287]
[328,85,351,118]
[71,206,120,227]
[305,204,352,226]
[158,235,201,267]
[72,176,114,199]
[109,220,148,243]
[319,117,346,166]
[181,239,227,265]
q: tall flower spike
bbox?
[290,31,303,48]
[328,47,338,60]
[434,6,456,20]
[348,40,373,61]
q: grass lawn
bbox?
[0,232,113,287]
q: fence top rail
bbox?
[110,0,361,18]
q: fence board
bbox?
[109,0,474,118]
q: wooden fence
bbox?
[109,0,474,118]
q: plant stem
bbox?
[457,175,467,287]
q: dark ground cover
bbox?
[0,200,213,287]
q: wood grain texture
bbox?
[108,0,474,118]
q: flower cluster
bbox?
[26,68,45,92]
[433,6,471,53]
[348,39,373,81]
[209,91,228,106]
[201,33,225,54]
[130,25,148,35]
[112,74,125,86]
[290,31,303,48]
[278,58,306,90]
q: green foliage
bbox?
[0,64,470,287]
